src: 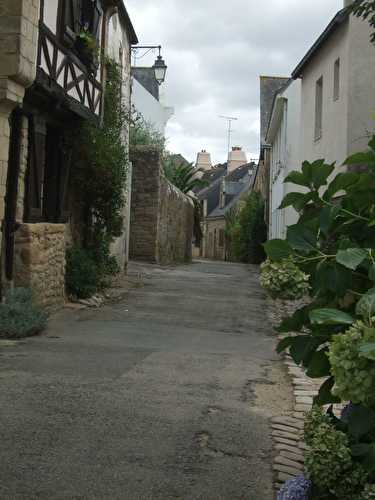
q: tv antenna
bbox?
[219,115,238,160]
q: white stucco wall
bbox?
[300,22,350,169]
[347,15,375,155]
[268,79,302,239]
[43,0,59,34]
[132,79,174,135]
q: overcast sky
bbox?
[126,0,343,165]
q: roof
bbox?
[197,163,255,218]
[260,76,289,149]
[292,7,350,79]
[132,68,159,100]
[208,169,256,218]
[118,1,138,45]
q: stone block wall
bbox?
[129,146,194,265]
[157,177,194,264]
[14,223,66,309]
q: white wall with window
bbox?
[266,79,302,240]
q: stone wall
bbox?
[157,177,194,264]
[129,146,194,264]
[14,223,66,309]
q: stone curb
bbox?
[268,299,344,494]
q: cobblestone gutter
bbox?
[267,298,344,493]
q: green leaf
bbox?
[276,307,309,333]
[351,443,375,473]
[336,248,368,270]
[301,161,314,183]
[319,205,341,236]
[306,348,331,378]
[312,162,335,189]
[314,377,341,406]
[324,172,359,200]
[286,224,317,252]
[369,219,375,228]
[288,335,317,365]
[276,336,294,354]
[263,239,292,262]
[279,192,311,211]
[347,405,375,439]
[345,151,375,166]
[356,288,375,323]
[359,342,375,361]
[369,264,375,282]
[284,171,310,188]
[309,308,354,325]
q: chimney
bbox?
[227,146,247,173]
[195,150,213,171]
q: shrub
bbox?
[329,321,375,405]
[0,288,47,339]
[304,407,368,499]
[66,247,99,299]
[230,191,267,264]
[260,258,310,300]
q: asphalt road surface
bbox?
[0,260,292,500]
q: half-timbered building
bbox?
[0,0,137,308]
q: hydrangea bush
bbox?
[260,258,310,300]
[329,321,375,405]
[259,136,375,498]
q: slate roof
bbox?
[292,6,350,79]
[132,68,159,100]
[260,76,289,150]
[197,162,255,218]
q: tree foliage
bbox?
[226,191,267,264]
[352,0,375,44]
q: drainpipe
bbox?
[2,108,23,298]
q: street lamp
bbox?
[131,45,167,85]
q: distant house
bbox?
[198,162,255,260]
[265,79,302,239]
[254,76,289,230]
[132,67,174,135]
[265,0,375,240]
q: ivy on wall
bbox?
[67,58,129,298]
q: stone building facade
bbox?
[129,146,194,265]
[0,0,137,308]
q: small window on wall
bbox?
[315,76,323,141]
[334,58,340,101]
[219,229,225,248]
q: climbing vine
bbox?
[67,58,129,297]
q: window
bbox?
[60,0,102,48]
[219,229,225,248]
[315,77,323,141]
[334,58,340,101]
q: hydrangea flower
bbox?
[277,475,311,500]
[260,258,310,300]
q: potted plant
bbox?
[75,29,99,73]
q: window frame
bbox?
[333,58,340,101]
[314,76,323,141]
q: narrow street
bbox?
[0,261,292,500]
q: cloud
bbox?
[126,0,343,164]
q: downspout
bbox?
[2,108,23,298]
